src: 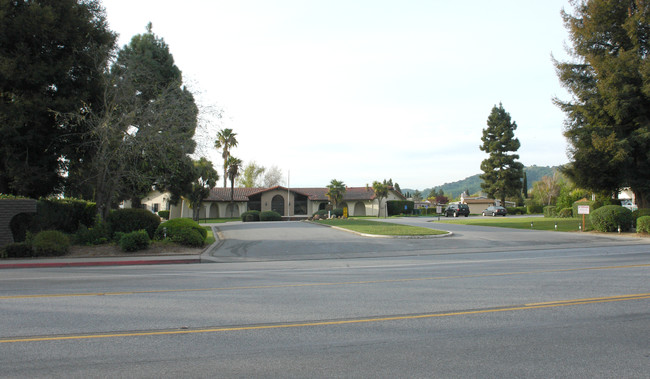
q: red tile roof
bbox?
[203,187,404,202]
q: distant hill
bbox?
[403,165,558,199]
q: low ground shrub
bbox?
[74,217,110,245]
[32,230,70,256]
[170,228,204,247]
[155,218,206,246]
[260,211,282,221]
[119,230,150,252]
[106,208,160,238]
[2,242,33,258]
[241,210,261,222]
[637,216,650,234]
[589,205,633,232]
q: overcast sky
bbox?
[101,0,573,190]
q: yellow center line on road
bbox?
[1,293,649,344]
[1,263,649,300]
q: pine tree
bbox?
[479,103,524,206]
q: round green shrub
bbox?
[3,242,33,258]
[170,228,204,247]
[260,210,282,221]
[589,205,634,232]
[631,208,650,227]
[119,230,150,252]
[558,208,573,218]
[154,218,206,246]
[241,210,261,222]
[158,210,170,220]
[32,230,70,256]
[636,216,650,234]
[106,208,161,239]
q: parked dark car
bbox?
[444,203,470,217]
[482,206,507,217]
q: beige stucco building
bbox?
[164,186,405,219]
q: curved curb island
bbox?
[304,220,453,239]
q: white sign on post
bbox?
[578,205,590,215]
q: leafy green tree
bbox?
[187,158,218,222]
[0,0,115,197]
[531,172,562,206]
[554,0,650,207]
[226,156,243,203]
[326,179,346,208]
[522,172,528,199]
[215,128,238,188]
[479,103,524,206]
[65,25,198,218]
[371,181,389,218]
[412,190,423,201]
[238,161,265,188]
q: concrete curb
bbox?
[0,258,201,269]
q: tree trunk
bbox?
[633,188,648,209]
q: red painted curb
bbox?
[0,259,201,269]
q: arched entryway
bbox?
[226,203,239,218]
[208,203,219,218]
[353,202,366,216]
[271,195,285,216]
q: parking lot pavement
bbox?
[203,220,650,263]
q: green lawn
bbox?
[315,219,447,236]
[435,216,591,232]
[203,226,215,245]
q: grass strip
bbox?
[435,217,591,232]
[316,219,447,236]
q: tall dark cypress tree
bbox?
[554,0,650,207]
[0,0,115,197]
[479,103,524,206]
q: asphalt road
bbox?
[1,220,649,378]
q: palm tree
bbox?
[372,180,389,218]
[226,156,243,206]
[326,179,346,208]
[215,128,238,188]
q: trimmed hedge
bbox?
[32,198,96,234]
[632,208,650,227]
[260,211,282,221]
[387,200,414,216]
[637,216,650,234]
[74,217,110,245]
[158,210,170,220]
[506,207,526,215]
[32,230,70,257]
[558,208,573,218]
[155,218,206,247]
[589,205,633,232]
[119,230,150,252]
[543,206,557,218]
[241,210,261,222]
[10,198,96,241]
[106,208,160,239]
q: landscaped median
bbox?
[310,218,450,238]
